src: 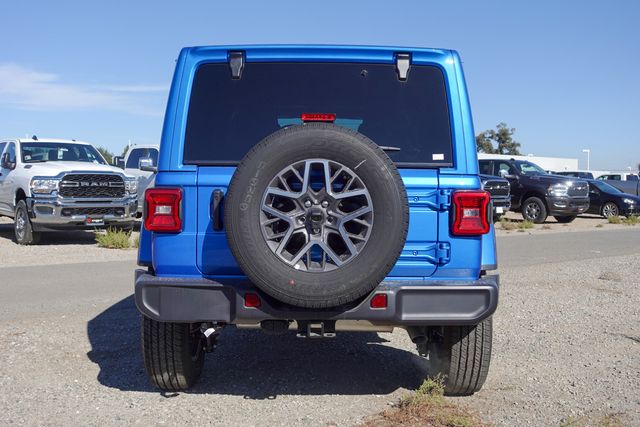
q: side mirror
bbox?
[139,157,156,171]
[112,156,125,169]
[1,153,15,170]
[499,169,516,179]
[139,158,157,173]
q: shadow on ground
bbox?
[87,295,429,398]
[0,221,140,245]
[0,223,97,245]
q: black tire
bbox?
[554,215,576,223]
[141,316,204,391]
[225,123,409,308]
[521,196,547,224]
[417,317,493,396]
[601,202,619,218]
[14,200,41,245]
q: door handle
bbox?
[210,189,224,231]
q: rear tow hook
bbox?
[199,322,223,353]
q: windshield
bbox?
[513,161,547,175]
[184,62,453,167]
[20,142,106,165]
[592,181,622,194]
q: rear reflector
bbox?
[370,293,388,309]
[144,188,182,232]
[301,113,336,123]
[451,190,491,236]
[244,293,261,308]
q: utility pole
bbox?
[582,149,591,170]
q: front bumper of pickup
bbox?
[27,196,138,230]
[134,270,499,327]
[547,196,590,215]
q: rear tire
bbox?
[14,200,41,245]
[521,197,547,224]
[417,317,493,396]
[141,316,205,391]
[554,215,576,223]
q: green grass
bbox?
[133,233,140,248]
[95,228,132,249]
[360,376,483,427]
[499,217,517,230]
[518,220,534,230]
[607,215,622,224]
[624,215,639,226]
[595,223,604,228]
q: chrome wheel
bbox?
[524,202,541,221]
[602,202,618,218]
[260,159,373,272]
[15,209,26,240]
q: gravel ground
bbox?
[495,211,634,236]
[0,217,137,267]
[0,226,638,426]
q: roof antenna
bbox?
[32,135,38,141]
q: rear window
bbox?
[184,62,452,167]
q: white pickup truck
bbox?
[0,138,138,244]
[113,145,159,214]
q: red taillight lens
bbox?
[144,188,182,232]
[301,113,336,123]
[451,191,490,236]
[370,293,388,309]
[244,293,261,308]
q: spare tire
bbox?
[225,123,408,308]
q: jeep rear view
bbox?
[135,45,499,395]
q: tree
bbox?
[122,144,130,157]
[97,147,114,164]
[475,122,521,155]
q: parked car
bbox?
[597,173,640,196]
[135,45,498,395]
[116,145,159,214]
[478,158,589,223]
[0,137,138,244]
[554,170,595,180]
[585,180,640,217]
[480,174,511,220]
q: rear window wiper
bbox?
[379,146,401,152]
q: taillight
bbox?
[301,113,336,123]
[451,191,490,236]
[144,188,182,232]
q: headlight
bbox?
[548,183,569,197]
[30,178,59,194]
[623,198,635,205]
[125,179,138,194]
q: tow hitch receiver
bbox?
[296,321,336,338]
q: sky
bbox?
[1,0,638,171]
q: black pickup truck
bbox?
[479,158,589,223]
[480,174,511,220]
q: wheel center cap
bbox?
[307,208,325,227]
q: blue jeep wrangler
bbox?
[135,45,499,395]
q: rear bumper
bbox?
[134,270,499,327]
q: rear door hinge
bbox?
[435,242,451,265]
[436,190,451,210]
[228,51,245,79]
[395,53,411,81]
